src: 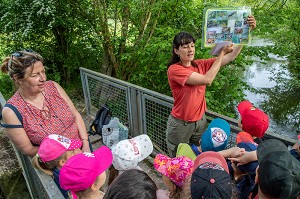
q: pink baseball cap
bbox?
[154,154,194,187]
[193,151,229,174]
[237,100,269,137]
[38,134,82,162]
[59,146,112,193]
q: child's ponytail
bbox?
[31,154,65,176]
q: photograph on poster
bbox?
[202,7,251,48]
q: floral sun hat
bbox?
[154,154,194,187]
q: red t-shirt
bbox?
[168,58,216,122]
[7,81,80,145]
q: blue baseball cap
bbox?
[201,118,230,152]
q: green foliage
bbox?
[0,74,14,100]
[0,0,299,123]
[0,0,103,85]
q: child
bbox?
[104,169,158,199]
[108,134,153,185]
[59,146,113,199]
[289,134,300,162]
[176,118,231,160]
[237,100,269,143]
[255,139,300,198]
[31,134,83,198]
[229,132,258,199]
[190,151,235,199]
[154,154,194,199]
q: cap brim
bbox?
[154,154,171,174]
[257,139,288,163]
[68,139,83,150]
[237,101,253,115]
[193,151,229,173]
[94,146,113,174]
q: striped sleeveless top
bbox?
[7,81,80,145]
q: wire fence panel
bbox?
[80,67,296,152]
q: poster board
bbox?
[202,7,251,48]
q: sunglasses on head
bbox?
[8,49,34,69]
[11,49,34,58]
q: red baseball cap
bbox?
[192,151,229,174]
[236,131,254,144]
[237,101,269,138]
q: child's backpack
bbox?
[88,105,112,136]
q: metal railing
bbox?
[80,67,296,151]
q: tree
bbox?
[0,0,102,84]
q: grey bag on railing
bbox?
[102,117,128,148]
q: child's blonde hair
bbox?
[31,153,67,176]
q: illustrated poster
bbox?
[203,7,251,48]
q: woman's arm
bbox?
[186,45,233,85]
[2,107,38,156]
[53,82,90,153]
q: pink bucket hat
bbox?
[38,134,82,162]
[59,146,112,194]
[154,154,194,187]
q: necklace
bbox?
[19,92,67,130]
[19,92,51,121]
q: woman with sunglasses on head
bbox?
[0,50,90,157]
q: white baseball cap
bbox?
[111,134,153,171]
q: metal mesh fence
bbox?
[85,73,130,130]
[80,67,247,154]
[142,96,172,154]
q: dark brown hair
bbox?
[167,31,197,68]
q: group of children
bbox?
[32,132,155,199]
[32,100,300,199]
[152,100,300,199]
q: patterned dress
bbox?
[7,81,80,145]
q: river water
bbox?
[243,39,298,139]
